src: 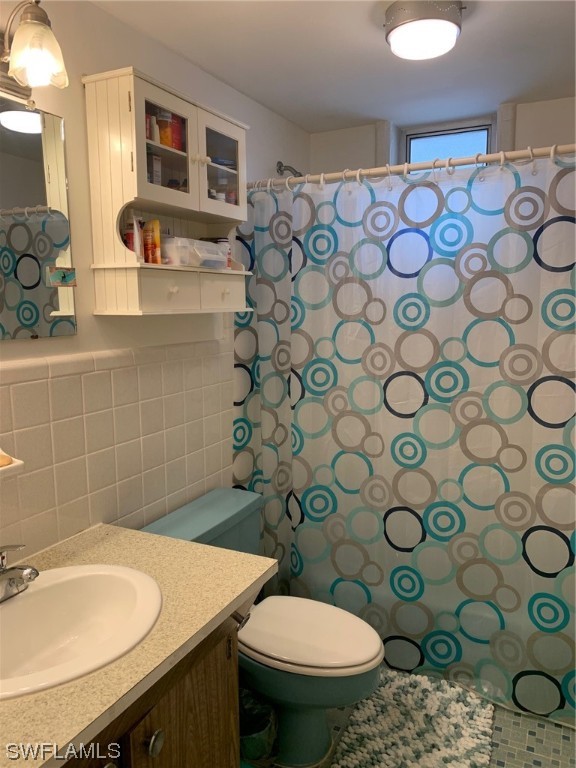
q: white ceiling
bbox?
[93,0,575,133]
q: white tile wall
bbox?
[0,328,235,562]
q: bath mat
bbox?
[331,668,494,768]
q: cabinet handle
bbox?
[232,610,250,630]
[169,286,179,295]
[146,729,166,758]
[222,288,231,296]
[203,155,212,165]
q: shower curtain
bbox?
[233,156,575,725]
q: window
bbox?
[400,116,496,166]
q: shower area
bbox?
[232,148,575,727]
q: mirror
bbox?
[0,95,76,339]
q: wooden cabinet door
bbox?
[127,631,239,768]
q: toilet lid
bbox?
[238,596,383,672]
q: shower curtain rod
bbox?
[248,143,576,190]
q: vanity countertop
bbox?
[0,524,277,767]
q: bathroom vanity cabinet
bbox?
[0,525,277,768]
[72,619,239,768]
[82,68,250,315]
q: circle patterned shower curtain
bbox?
[233,156,575,726]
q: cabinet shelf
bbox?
[83,67,249,316]
[146,139,188,158]
[209,162,238,175]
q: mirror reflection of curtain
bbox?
[0,209,75,339]
[233,156,575,725]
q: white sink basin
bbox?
[0,564,162,699]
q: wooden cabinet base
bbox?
[70,619,239,768]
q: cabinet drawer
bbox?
[140,269,201,313]
[200,273,245,310]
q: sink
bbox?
[0,564,162,699]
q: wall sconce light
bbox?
[384,1,463,60]
[1,0,68,89]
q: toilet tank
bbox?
[141,488,263,554]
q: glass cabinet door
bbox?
[133,79,199,210]
[197,110,247,221]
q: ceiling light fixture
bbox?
[0,108,41,133]
[1,0,68,89]
[384,1,463,61]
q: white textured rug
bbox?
[331,668,494,768]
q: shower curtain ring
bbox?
[403,163,409,180]
[431,158,440,183]
[319,173,325,190]
[475,153,485,181]
[356,168,364,185]
[342,168,351,183]
[385,164,393,191]
[550,144,558,163]
[499,151,506,170]
[266,178,272,193]
[305,174,311,184]
[445,157,455,176]
[285,176,295,191]
[527,146,538,176]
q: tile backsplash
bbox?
[0,330,234,561]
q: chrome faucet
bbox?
[0,545,39,604]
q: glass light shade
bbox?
[0,109,41,133]
[8,19,68,88]
[388,18,460,60]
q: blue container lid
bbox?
[141,488,263,544]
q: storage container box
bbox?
[158,237,229,268]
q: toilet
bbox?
[142,488,384,768]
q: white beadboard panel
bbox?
[118,75,136,210]
[85,81,105,267]
[106,76,128,266]
[96,79,117,265]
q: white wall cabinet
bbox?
[82,68,250,316]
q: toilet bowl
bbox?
[238,594,384,767]
[142,489,384,767]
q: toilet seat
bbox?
[238,596,384,677]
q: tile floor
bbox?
[324,703,575,768]
[246,697,576,768]
[490,706,575,768]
